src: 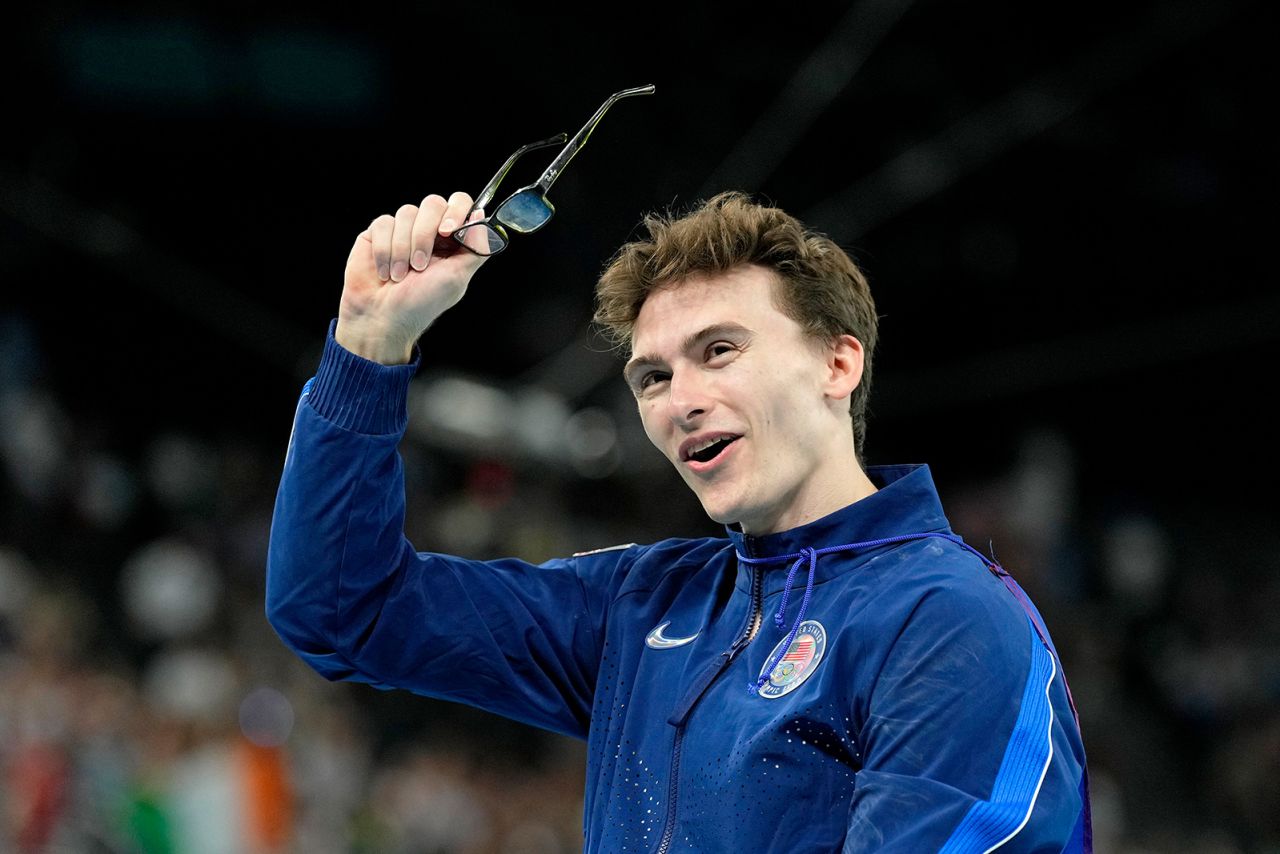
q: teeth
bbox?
[687,436,738,462]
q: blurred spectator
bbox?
[0,308,1276,852]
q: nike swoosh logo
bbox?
[645,621,701,649]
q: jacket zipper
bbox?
[655,545,765,854]
[655,728,685,854]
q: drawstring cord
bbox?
[738,532,991,695]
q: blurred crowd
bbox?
[1,311,1277,852]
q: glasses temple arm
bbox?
[472,133,568,211]
[530,84,655,194]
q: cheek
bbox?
[637,403,667,452]
[759,377,820,446]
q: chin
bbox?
[692,492,734,525]
[702,506,738,526]
[687,477,769,528]
[696,492,755,528]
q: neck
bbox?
[741,458,879,536]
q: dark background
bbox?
[3,0,1273,475]
[1,0,1276,850]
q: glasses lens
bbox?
[455,222,506,256]
[495,190,554,234]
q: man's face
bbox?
[625,265,860,534]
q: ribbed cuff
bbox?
[304,319,421,435]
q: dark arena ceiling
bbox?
[1,0,1273,507]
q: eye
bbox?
[638,370,670,391]
[706,341,737,361]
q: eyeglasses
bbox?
[454,84,656,256]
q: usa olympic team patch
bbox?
[757,620,827,699]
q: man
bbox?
[267,189,1091,851]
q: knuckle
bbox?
[396,203,419,218]
[422,193,447,208]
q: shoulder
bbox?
[860,537,1029,649]
[847,544,1046,726]
[573,536,732,599]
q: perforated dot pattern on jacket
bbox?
[677,703,861,850]
[585,637,673,851]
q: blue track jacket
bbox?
[267,325,1091,852]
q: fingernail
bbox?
[377,263,389,280]
[440,218,457,233]
[391,260,407,281]
[411,250,428,270]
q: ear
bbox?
[822,334,864,402]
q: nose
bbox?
[665,368,713,428]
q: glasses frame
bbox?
[454,84,656,257]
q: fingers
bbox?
[368,214,395,281]
[406,194,446,275]
[409,191,476,272]
[439,191,474,237]
[370,192,478,283]
[458,206,490,254]
[386,202,421,282]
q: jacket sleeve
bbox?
[265,323,618,740]
[843,568,1090,853]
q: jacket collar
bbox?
[727,463,952,595]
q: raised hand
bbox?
[336,191,490,364]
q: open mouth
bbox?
[684,436,740,464]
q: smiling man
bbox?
[267,191,1091,852]
[621,265,878,534]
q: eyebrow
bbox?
[623,322,753,384]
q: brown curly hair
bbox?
[594,192,879,461]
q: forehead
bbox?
[631,265,796,355]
